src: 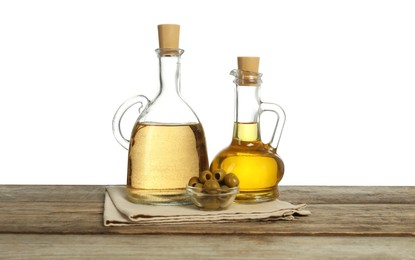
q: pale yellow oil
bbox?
[210,122,284,203]
[127,123,209,205]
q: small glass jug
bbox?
[112,24,209,205]
[210,57,285,203]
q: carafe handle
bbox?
[259,102,286,153]
[112,95,150,150]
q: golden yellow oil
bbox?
[127,123,209,205]
[210,122,284,202]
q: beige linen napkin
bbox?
[104,186,310,226]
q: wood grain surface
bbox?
[1,185,414,258]
[1,234,414,259]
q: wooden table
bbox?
[0,185,414,259]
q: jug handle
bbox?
[259,102,286,153]
[112,95,150,150]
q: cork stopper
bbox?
[236,56,260,86]
[158,24,180,49]
[238,56,260,73]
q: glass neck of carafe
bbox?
[155,48,184,99]
[231,69,263,143]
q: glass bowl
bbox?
[186,185,239,210]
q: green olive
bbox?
[201,197,221,210]
[193,182,203,192]
[194,183,203,188]
[220,185,230,193]
[199,170,213,184]
[213,169,226,182]
[224,173,239,188]
[203,179,220,194]
[188,176,199,187]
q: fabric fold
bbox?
[104,186,310,226]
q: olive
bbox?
[199,170,213,184]
[188,176,199,187]
[224,173,239,188]
[213,169,226,182]
[193,182,203,192]
[203,179,220,194]
[220,185,230,193]
[194,182,203,189]
[201,197,221,210]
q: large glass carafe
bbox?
[210,57,285,203]
[112,24,209,205]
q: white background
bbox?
[1,0,414,185]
